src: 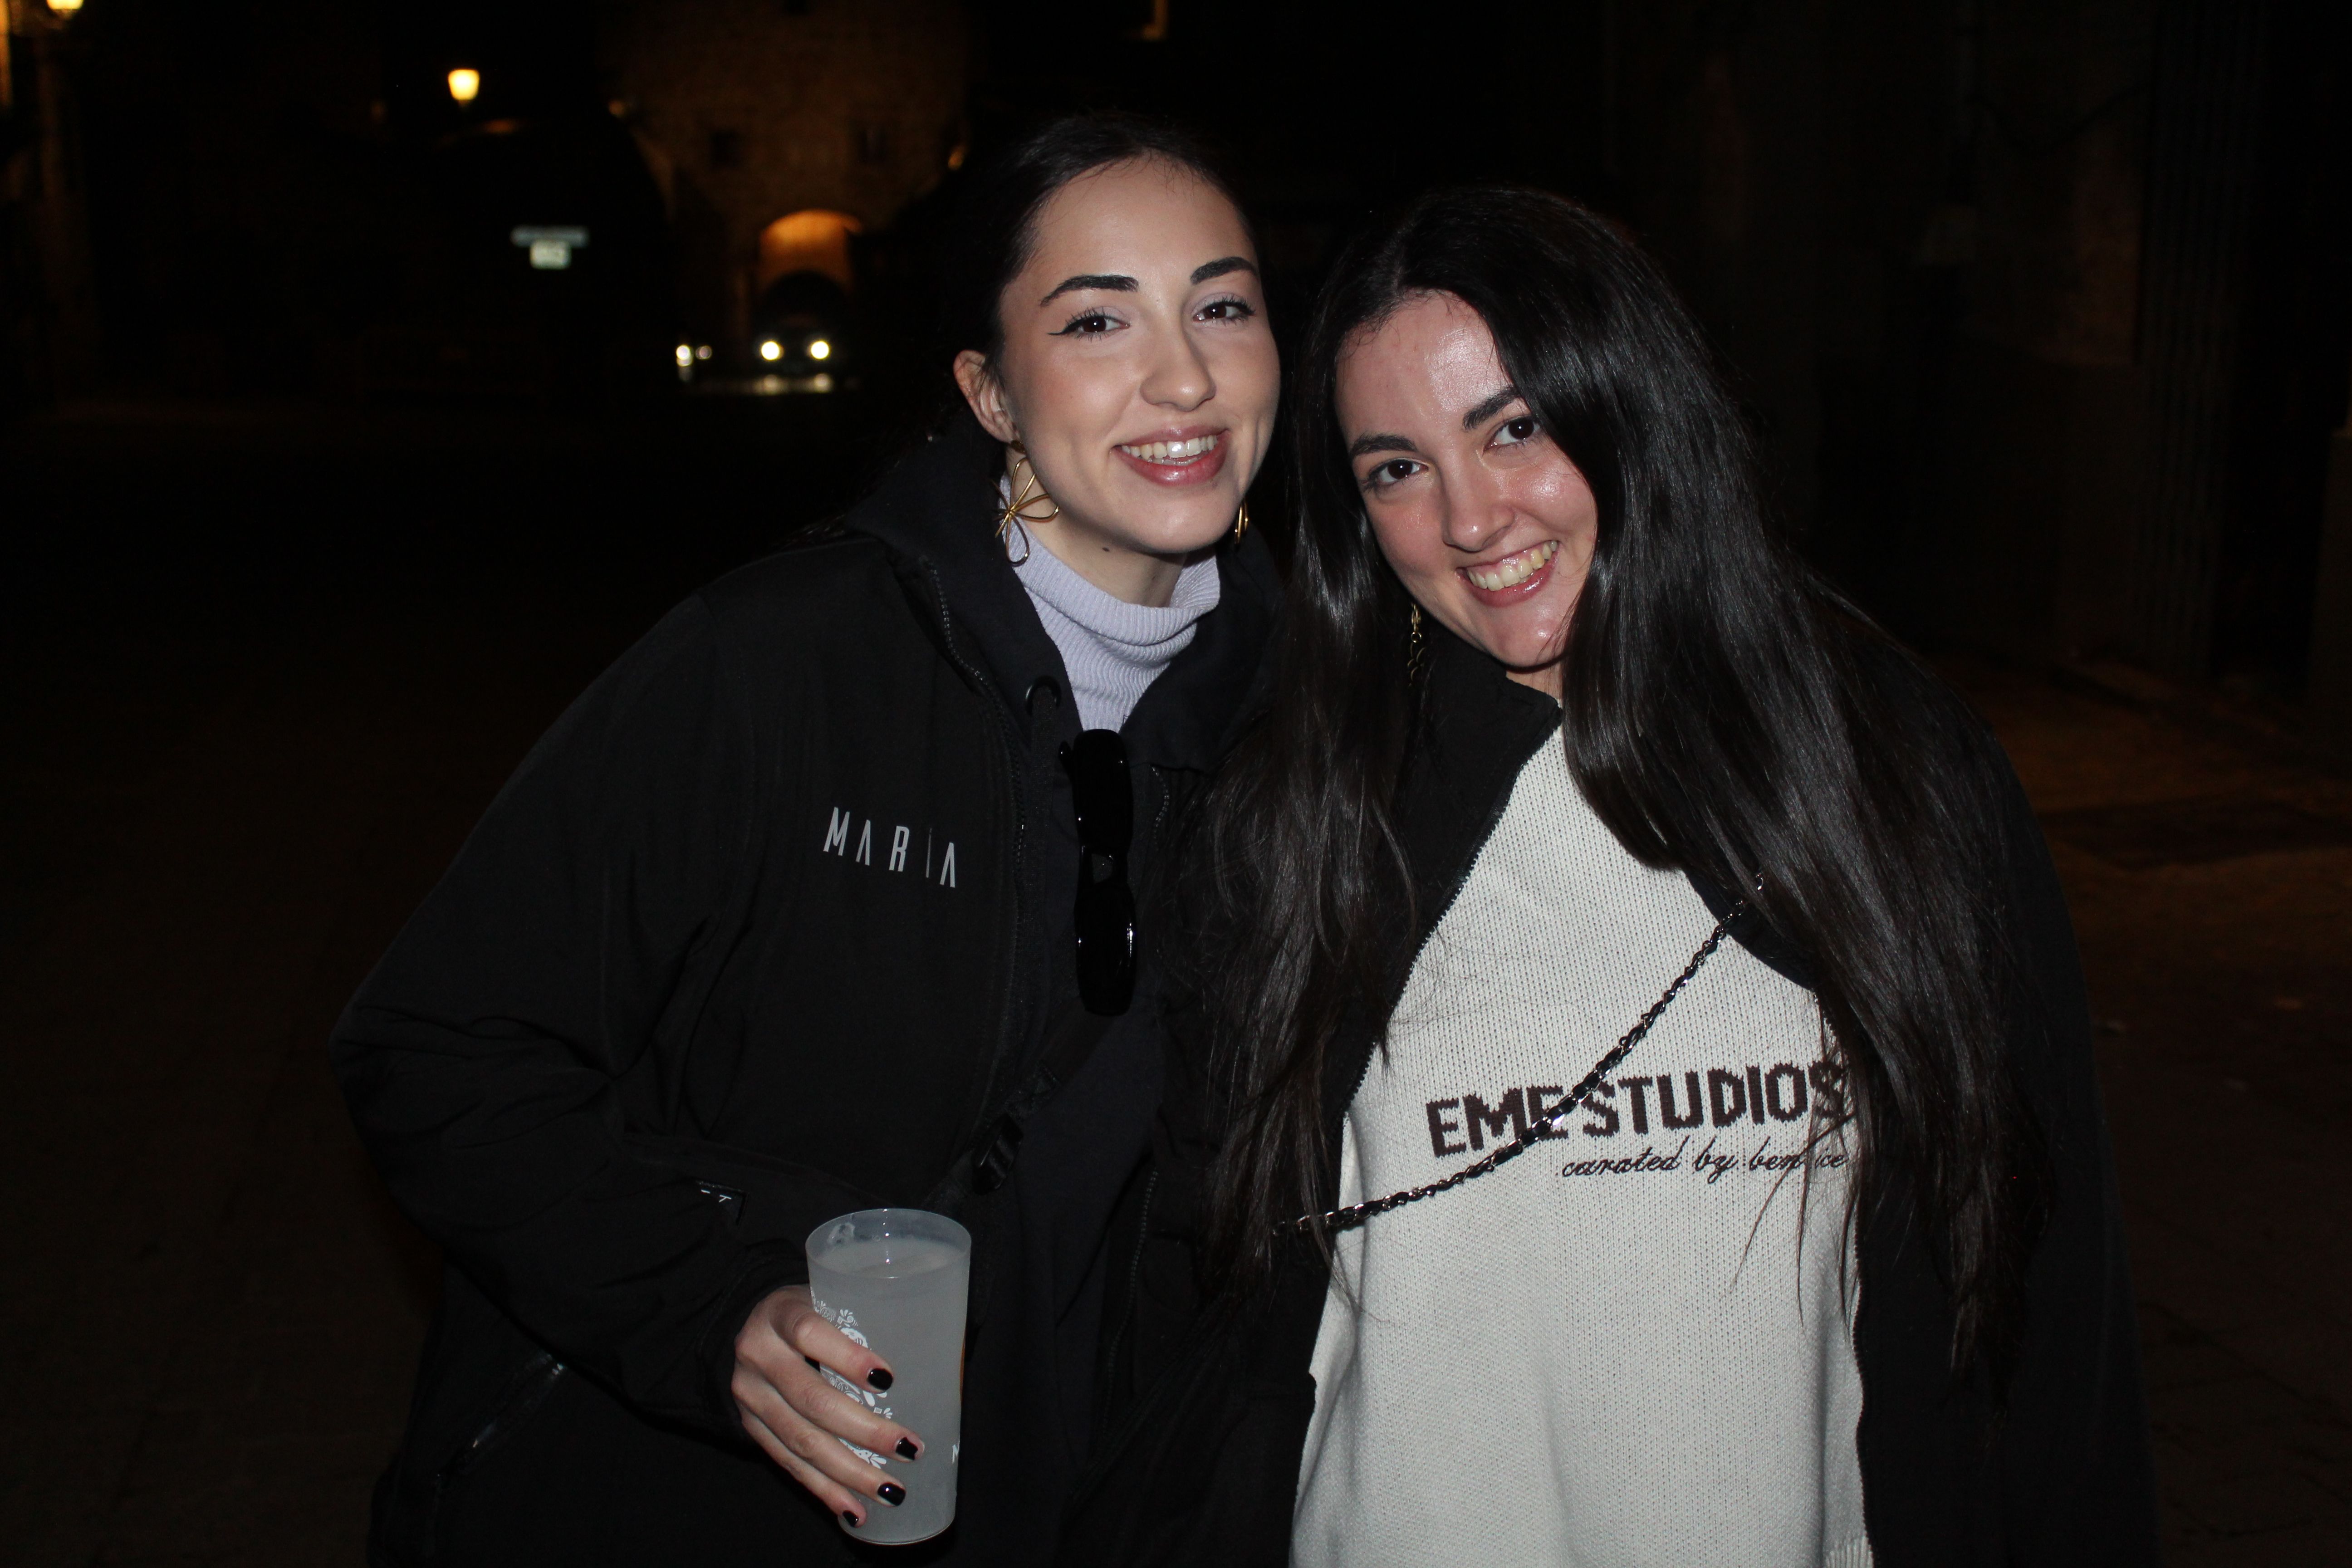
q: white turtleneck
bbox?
[1004,514,1221,733]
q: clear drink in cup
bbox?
[805,1208,973,1545]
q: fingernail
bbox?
[842,1510,861,1528]
[895,1437,919,1460]
[877,1482,906,1506]
[867,1368,894,1392]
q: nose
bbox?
[1139,325,1215,412]
[1438,467,1513,554]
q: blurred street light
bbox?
[447,68,481,105]
[807,338,832,361]
[47,0,87,14]
[759,340,782,362]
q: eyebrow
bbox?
[1463,386,1524,429]
[1039,257,1257,305]
[1040,273,1137,304]
[1348,382,1526,460]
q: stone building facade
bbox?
[596,0,971,349]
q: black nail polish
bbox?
[842,1511,861,1528]
[895,1437,919,1460]
[867,1368,894,1392]
[877,1482,906,1506]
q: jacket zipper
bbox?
[921,561,1030,1155]
[427,1351,566,1551]
[1097,1166,1158,1395]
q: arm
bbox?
[331,598,929,1521]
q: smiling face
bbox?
[955,157,1277,604]
[1337,291,1599,697]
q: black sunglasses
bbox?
[1061,729,1136,1014]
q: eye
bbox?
[1051,310,1122,338]
[1362,457,1424,492]
[1197,296,1257,323]
[1492,415,1540,447]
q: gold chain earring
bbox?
[1407,603,1427,681]
[1232,502,1250,540]
[996,439,1061,564]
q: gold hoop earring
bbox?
[1232,502,1250,540]
[996,439,1060,564]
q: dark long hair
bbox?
[1189,187,2048,1379]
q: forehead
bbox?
[1337,292,1504,430]
[1017,158,1252,279]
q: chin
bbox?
[1134,505,1240,557]
[1464,623,1566,673]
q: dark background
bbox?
[4,1,2351,1562]
[11,0,2352,689]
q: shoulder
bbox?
[686,529,929,672]
[695,528,906,628]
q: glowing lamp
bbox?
[759,340,782,362]
[675,345,695,368]
[48,0,87,13]
[807,338,832,361]
[447,68,481,105]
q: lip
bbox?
[1113,425,1230,489]
[1458,539,1560,606]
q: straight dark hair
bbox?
[1186,187,2048,1379]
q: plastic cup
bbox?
[805,1208,973,1545]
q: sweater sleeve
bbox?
[1988,759,2163,1560]
[330,595,803,1438]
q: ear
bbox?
[954,351,1020,445]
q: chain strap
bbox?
[1288,900,1744,1237]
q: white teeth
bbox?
[1465,538,1560,591]
[1118,434,1220,463]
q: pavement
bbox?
[1955,659,2352,1564]
[2,403,2347,1564]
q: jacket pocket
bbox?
[437,1351,566,1485]
[367,1269,568,1568]
[622,1132,891,1254]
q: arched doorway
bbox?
[756,209,862,296]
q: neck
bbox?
[1004,449,1190,608]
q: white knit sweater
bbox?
[1293,736,1872,1568]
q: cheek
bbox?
[1367,503,1449,583]
[1518,464,1601,542]
[1002,349,1120,445]
[1220,338,1282,423]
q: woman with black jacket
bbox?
[1067,189,2158,1564]
[332,115,1278,1566]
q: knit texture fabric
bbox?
[1004,510,1221,734]
[1293,736,1871,1568]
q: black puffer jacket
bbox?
[1066,627,2159,1566]
[333,412,1276,1567]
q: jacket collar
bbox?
[845,409,1278,773]
[1396,624,1563,921]
[1396,622,1810,988]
